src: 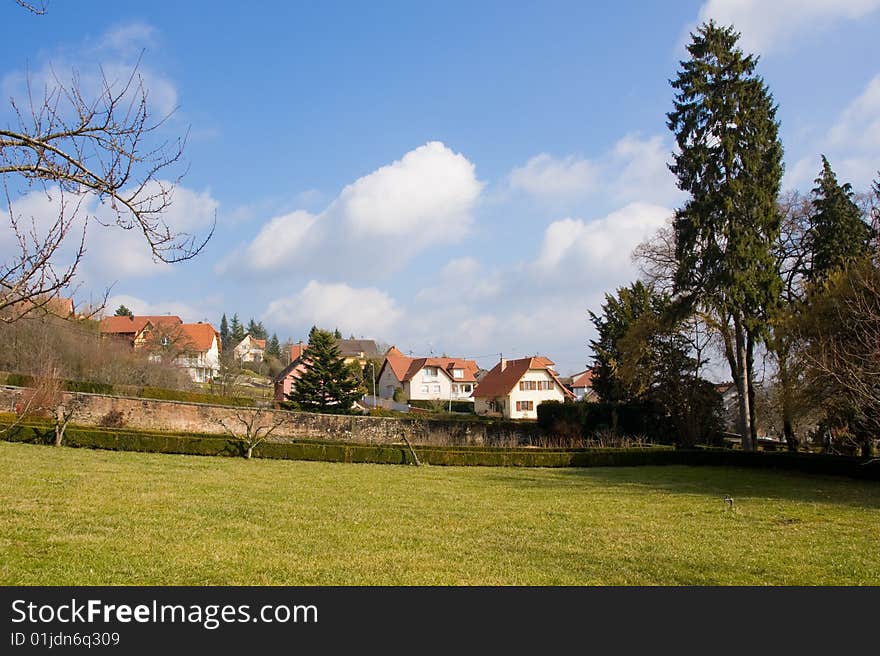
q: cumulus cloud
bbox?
[263,281,403,338]
[225,141,483,280]
[785,74,880,190]
[509,154,599,197]
[0,182,218,290]
[534,203,672,285]
[694,0,880,54]
[507,134,682,208]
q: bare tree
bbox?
[1,16,213,322]
[217,408,287,459]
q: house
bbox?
[3,294,76,321]
[170,323,222,383]
[100,314,219,383]
[473,356,574,419]
[273,354,309,402]
[336,339,380,366]
[233,334,266,363]
[374,347,479,403]
[569,369,596,402]
[375,346,412,399]
[99,314,183,348]
[287,340,307,364]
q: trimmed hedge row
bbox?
[3,419,878,479]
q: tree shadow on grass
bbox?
[478,465,880,510]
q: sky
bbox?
[1,0,879,377]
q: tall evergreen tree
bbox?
[333,328,342,339]
[113,304,134,318]
[667,21,783,450]
[286,328,362,413]
[589,281,657,403]
[266,333,281,359]
[230,314,245,345]
[808,156,873,283]
[219,313,230,350]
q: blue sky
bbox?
[2,0,879,376]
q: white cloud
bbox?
[226,141,483,280]
[695,0,880,54]
[785,74,880,190]
[509,153,598,197]
[263,281,403,338]
[414,257,501,304]
[1,182,218,290]
[534,203,672,285]
[507,134,682,208]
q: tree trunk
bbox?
[54,425,63,447]
[246,445,254,459]
[746,331,758,451]
[733,316,753,451]
[778,354,798,451]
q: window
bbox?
[463,384,472,393]
[453,368,464,379]
[519,380,537,391]
[516,401,534,411]
[536,380,553,391]
[421,385,429,394]
[432,384,441,394]
[423,367,438,380]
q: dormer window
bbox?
[453,368,464,379]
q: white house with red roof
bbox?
[473,356,574,419]
[375,346,479,403]
[233,334,266,363]
[174,323,222,383]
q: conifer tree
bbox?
[113,305,134,318]
[266,333,281,359]
[808,156,873,283]
[230,314,245,345]
[668,21,783,450]
[286,328,362,413]
[219,313,230,350]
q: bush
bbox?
[138,387,254,407]
[97,409,126,428]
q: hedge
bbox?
[2,420,877,479]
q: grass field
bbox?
[1,441,878,585]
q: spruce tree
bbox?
[667,21,783,450]
[113,305,134,318]
[219,313,230,350]
[808,156,873,283]
[266,333,281,359]
[286,328,362,413]
[230,314,245,344]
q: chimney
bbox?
[500,356,507,372]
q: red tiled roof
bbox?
[178,323,220,352]
[99,315,182,335]
[253,338,266,349]
[474,357,575,399]
[381,346,410,380]
[571,369,594,388]
[401,357,480,383]
[289,342,307,362]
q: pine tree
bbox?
[230,314,245,345]
[334,328,342,339]
[286,328,362,413]
[266,333,281,359]
[219,313,230,350]
[808,156,873,283]
[667,21,783,451]
[113,305,134,318]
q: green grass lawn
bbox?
[1,441,878,585]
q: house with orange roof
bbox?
[569,369,596,402]
[99,314,183,348]
[374,346,479,403]
[233,334,266,363]
[473,356,574,419]
[173,323,222,383]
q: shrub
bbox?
[97,409,126,428]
